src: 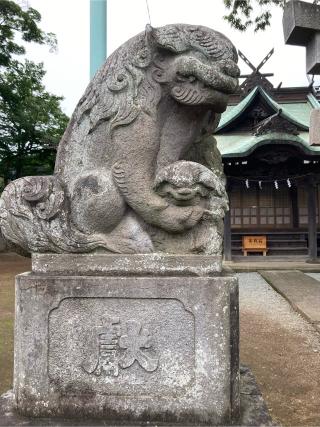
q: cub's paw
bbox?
[157,205,205,232]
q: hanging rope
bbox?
[145,0,152,25]
[227,172,319,190]
[227,172,316,183]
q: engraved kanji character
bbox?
[82,317,121,377]
[119,320,158,372]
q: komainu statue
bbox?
[0,24,239,255]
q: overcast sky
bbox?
[24,0,318,116]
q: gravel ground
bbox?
[239,272,320,426]
[306,272,320,282]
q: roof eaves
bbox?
[215,87,259,132]
[216,85,310,133]
[218,132,320,158]
[307,93,320,109]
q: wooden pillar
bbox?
[291,186,299,229]
[307,180,318,261]
[224,181,232,261]
[224,209,232,261]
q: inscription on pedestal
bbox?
[82,318,159,377]
[48,297,195,396]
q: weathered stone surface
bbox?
[0,366,274,426]
[283,0,320,46]
[310,109,320,146]
[0,24,239,255]
[32,253,222,275]
[306,32,320,75]
[14,271,239,425]
[283,1,320,74]
[260,270,320,325]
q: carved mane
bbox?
[75,34,159,134]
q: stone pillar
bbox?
[283,1,320,262]
[14,254,240,425]
[283,0,320,74]
[307,181,318,261]
[310,109,320,146]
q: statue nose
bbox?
[220,60,240,78]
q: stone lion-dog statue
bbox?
[0,24,239,254]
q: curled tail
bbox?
[0,175,149,254]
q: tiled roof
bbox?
[214,86,320,157]
[216,86,313,132]
[216,132,320,157]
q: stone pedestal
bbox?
[13,254,239,425]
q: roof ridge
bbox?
[216,85,309,133]
[258,87,309,131]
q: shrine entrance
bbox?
[229,183,294,230]
[221,143,320,260]
[214,48,320,261]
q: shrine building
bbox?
[215,49,320,261]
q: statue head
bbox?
[146,24,239,112]
[75,24,239,134]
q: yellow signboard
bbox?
[242,236,267,256]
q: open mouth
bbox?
[172,56,239,106]
[171,80,232,111]
[167,188,195,201]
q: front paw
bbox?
[158,205,205,232]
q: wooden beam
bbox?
[307,180,318,261]
[224,207,232,262]
[256,48,274,72]
[291,186,299,229]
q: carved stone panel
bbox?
[48,298,194,395]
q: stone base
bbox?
[0,366,273,426]
[13,255,238,425]
[31,253,222,276]
[14,273,238,424]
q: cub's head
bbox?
[154,161,226,206]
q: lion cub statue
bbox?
[0,24,239,255]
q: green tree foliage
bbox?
[0,60,68,184]
[223,0,286,31]
[0,1,68,186]
[0,0,57,67]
